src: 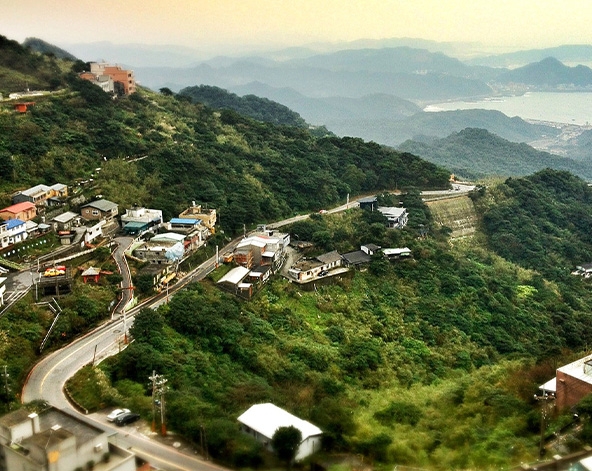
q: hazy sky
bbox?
[3,0,592,54]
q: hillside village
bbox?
[4,37,592,471]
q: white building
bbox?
[377,206,408,229]
[237,403,322,462]
[0,219,27,248]
[121,206,163,234]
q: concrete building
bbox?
[82,62,136,95]
[0,219,28,248]
[377,206,408,229]
[121,207,163,235]
[0,407,136,471]
[12,184,68,206]
[178,203,217,233]
[238,403,322,462]
[288,250,343,282]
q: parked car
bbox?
[107,408,130,422]
[43,267,66,277]
[115,412,141,426]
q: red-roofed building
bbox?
[0,202,37,222]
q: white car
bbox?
[107,408,130,422]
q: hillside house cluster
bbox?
[0,407,136,471]
[79,62,136,95]
[218,226,289,297]
[288,244,411,283]
[12,183,68,207]
[129,204,217,291]
[358,196,409,229]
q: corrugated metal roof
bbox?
[82,199,117,212]
[170,218,201,225]
[5,219,25,229]
[218,266,250,285]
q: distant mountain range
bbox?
[18,35,592,176]
[466,45,592,68]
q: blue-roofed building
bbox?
[170,217,201,227]
[0,219,27,248]
[167,217,209,251]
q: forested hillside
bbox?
[5,37,592,471]
[476,169,592,280]
[398,128,592,180]
[178,84,308,128]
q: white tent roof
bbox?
[383,247,411,256]
[151,232,185,243]
[237,403,322,441]
[378,206,406,218]
[538,377,557,394]
[218,266,250,285]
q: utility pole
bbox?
[149,370,157,433]
[148,371,168,436]
[534,391,555,457]
[1,366,9,400]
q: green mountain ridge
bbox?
[398,127,592,180]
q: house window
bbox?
[92,210,99,216]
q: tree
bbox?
[271,426,302,468]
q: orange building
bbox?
[0,202,37,222]
[103,66,136,95]
[81,62,136,95]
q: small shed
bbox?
[13,102,35,113]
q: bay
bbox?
[425,92,592,126]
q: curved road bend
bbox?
[22,243,227,470]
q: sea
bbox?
[424,92,592,126]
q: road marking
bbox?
[36,325,118,396]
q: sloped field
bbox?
[427,195,477,238]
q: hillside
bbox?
[326,109,558,148]
[0,35,74,94]
[23,37,78,61]
[178,84,308,128]
[496,57,592,88]
[90,172,592,469]
[0,38,451,234]
[398,128,592,180]
[231,81,422,125]
[5,38,592,470]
